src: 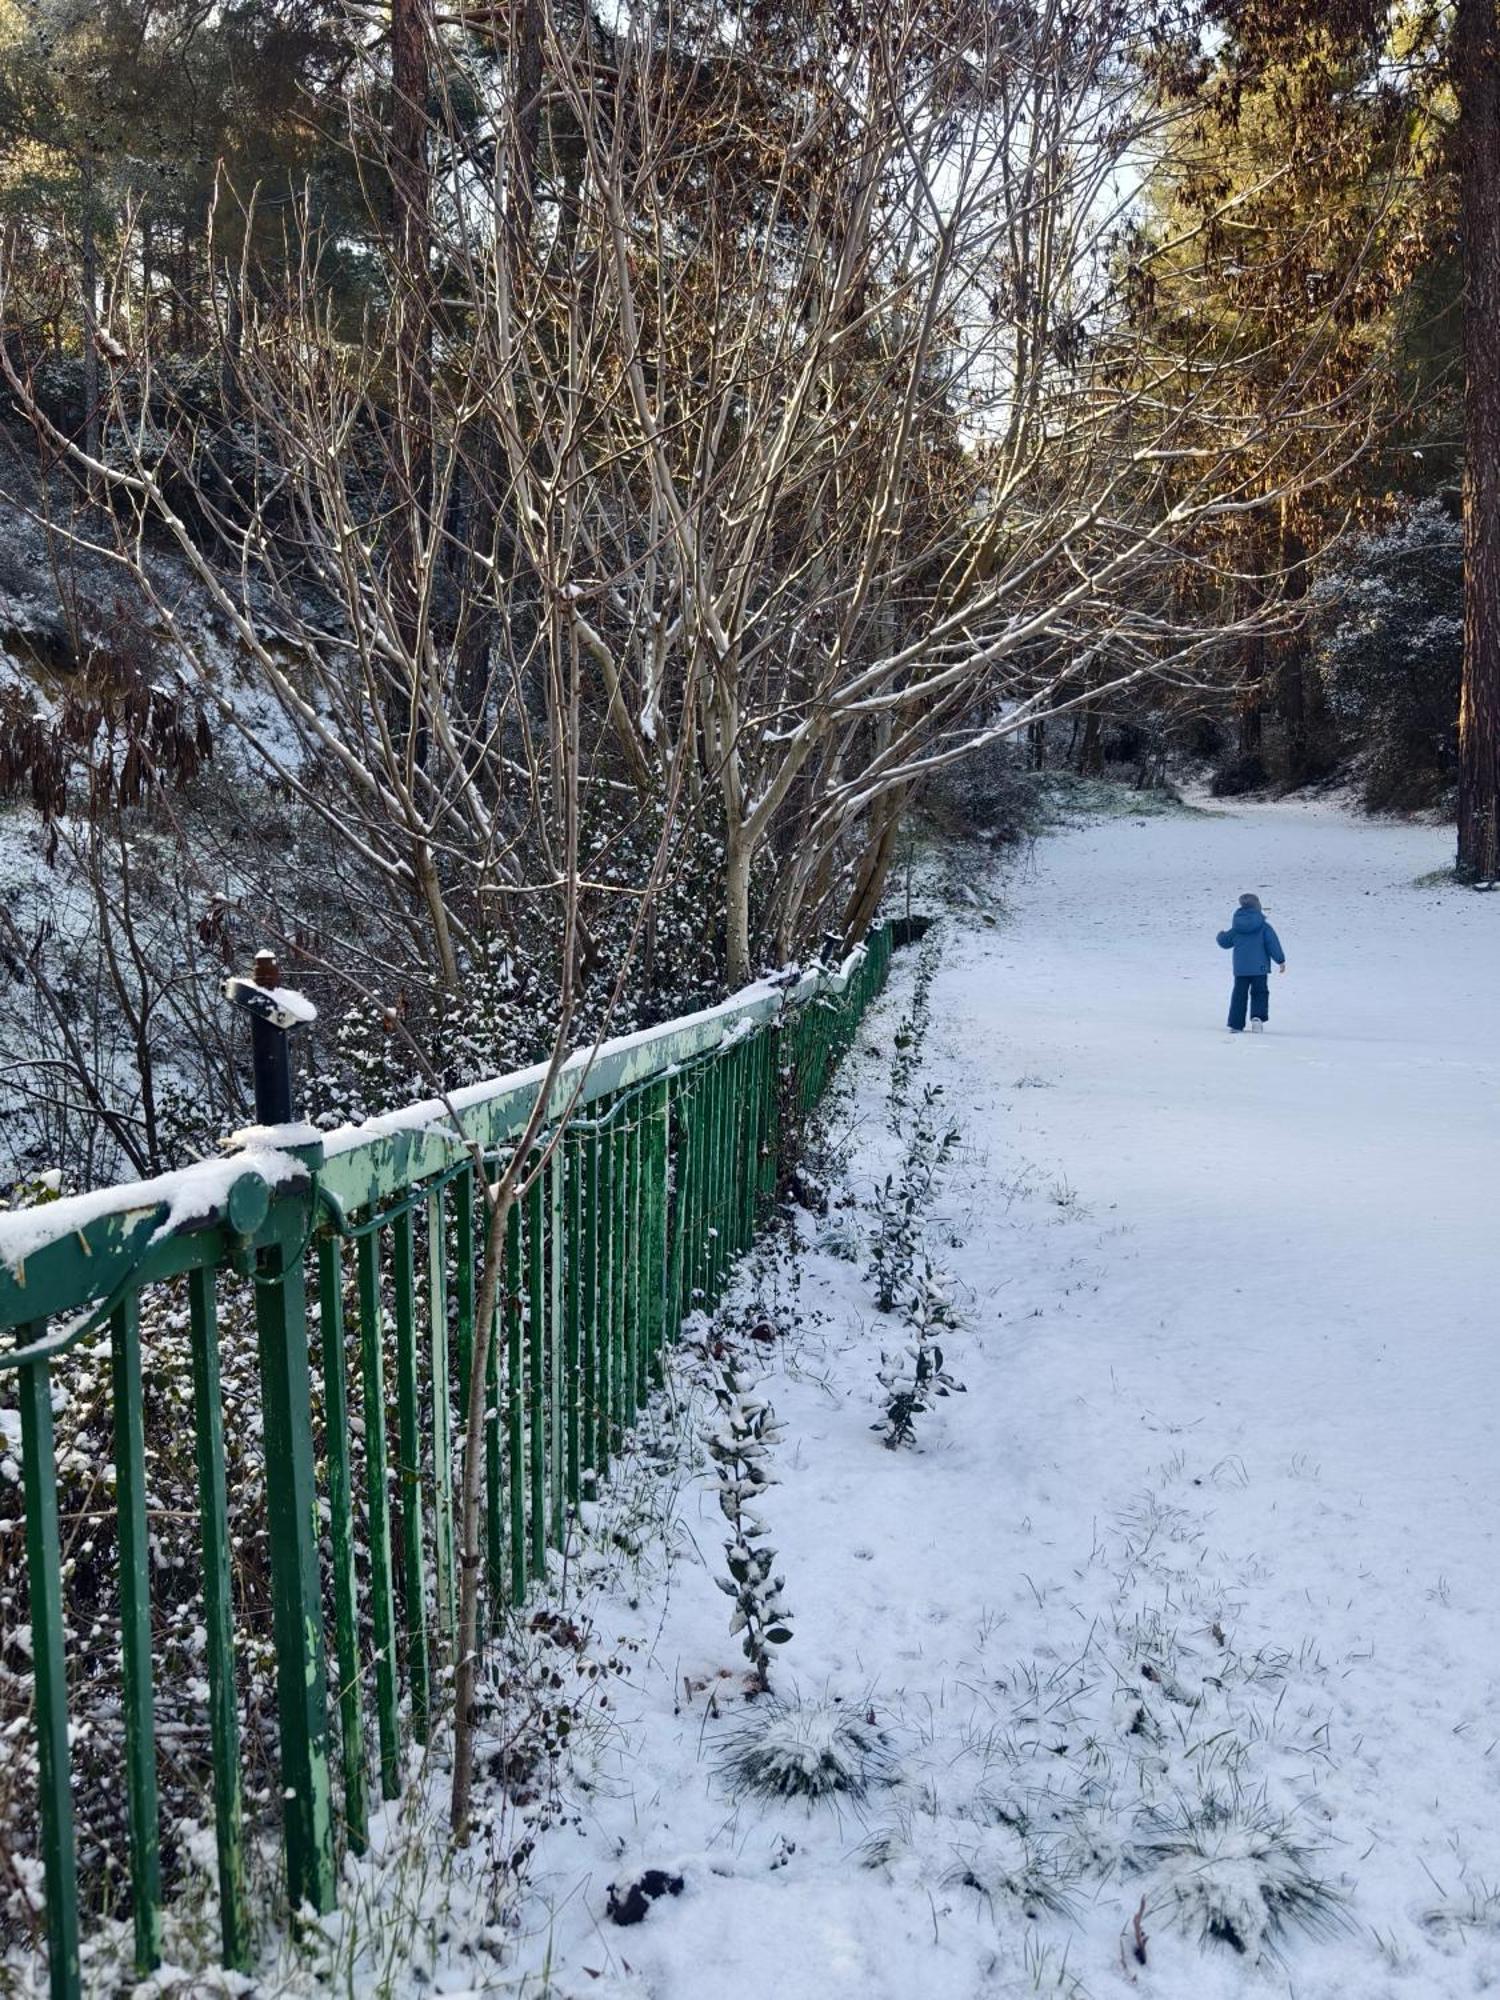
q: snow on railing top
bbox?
[0,1145,307,1283]
[0,942,869,1291]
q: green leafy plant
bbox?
[701,1364,793,1690]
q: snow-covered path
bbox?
[509,800,1500,2000]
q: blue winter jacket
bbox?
[1217,907,1285,977]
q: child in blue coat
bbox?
[1217,893,1286,1033]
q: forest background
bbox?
[0,0,1493,1199]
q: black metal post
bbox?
[249,950,293,1125]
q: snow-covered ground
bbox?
[493,797,1500,2000]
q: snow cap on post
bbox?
[222,950,320,1033]
[223,950,317,1132]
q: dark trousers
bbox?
[1228,974,1269,1031]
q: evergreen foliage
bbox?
[1311,500,1464,811]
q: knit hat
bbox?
[1238,892,1263,911]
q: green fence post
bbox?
[109,1297,162,1974]
[568,1144,584,1504]
[548,1146,566,1545]
[668,1082,688,1329]
[610,1116,629,1448]
[186,1268,254,1954]
[18,1341,81,2000]
[707,1058,725,1304]
[391,1209,430,1745]
[526,1169,547,1581]
[621,1110,638,1408]
[505,1193,526,1605]
[644,1081,669,1383]
[428,1188,457,1659]
[253,1231,336,1914]
[698,1068,713,1308]
[451,1169,487,1631]
[312,1241,367,1858]
[580,1128,599,1493]
[592,1136,608,1480]
[484,1236,505,1633]
[356,1230,401,1800]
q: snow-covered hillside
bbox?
[497,797,1500,2000]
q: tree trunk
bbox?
[1455,0,1500,881]
[508,0,544,260]
[840,788,907,946]
[1276,501,1310,785]
[724,827,753,988]
[79,153,100,476]
[389,0,435,761]
[220,281,244,420]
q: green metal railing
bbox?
[0,929,892,1998]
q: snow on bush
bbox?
[1131,1795,1347,1961]
[946,1820,1080,1920]
[717,1697,895,1804]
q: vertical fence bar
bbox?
[668,1083,688,1330]
[253,1232,336,1914]
[698,1067,714,1308]
[356,1230,401,1800]
[689,1077,704,1319]
[313,1240,367,1859]
[691,1071,709,1308]
[505,1194,526,1605]
[526,1169,547,1581]
[453,1172,475,1449]
[568,1144,584,1504]
[17,1340,81,2000]
[738,1037,756,1246]
[624,1111,642,1415]
[109,1297,162,1974]
[732,1040,748,1256]
[707,1058,725,1304]
[595,1125,613,1478]
[644,1082,669,1384]
[732,1039,751,1253]
[717,1054,732,1291]
[451,1169,483,1632]
[611,1116,629,1446]
[755,1028,772,1214]
[694,1071,711,1308]
[484,1248,505,1632]
[186,1268,253,1953]
[581,1128,599,1492]
[549,1147,566,1544]
[428,1188,456,1659]
[391,1209,429,1744]
[762,1022,783,1204]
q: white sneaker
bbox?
[1249,1019,1265,1033]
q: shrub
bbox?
[718,1697,895,1803]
